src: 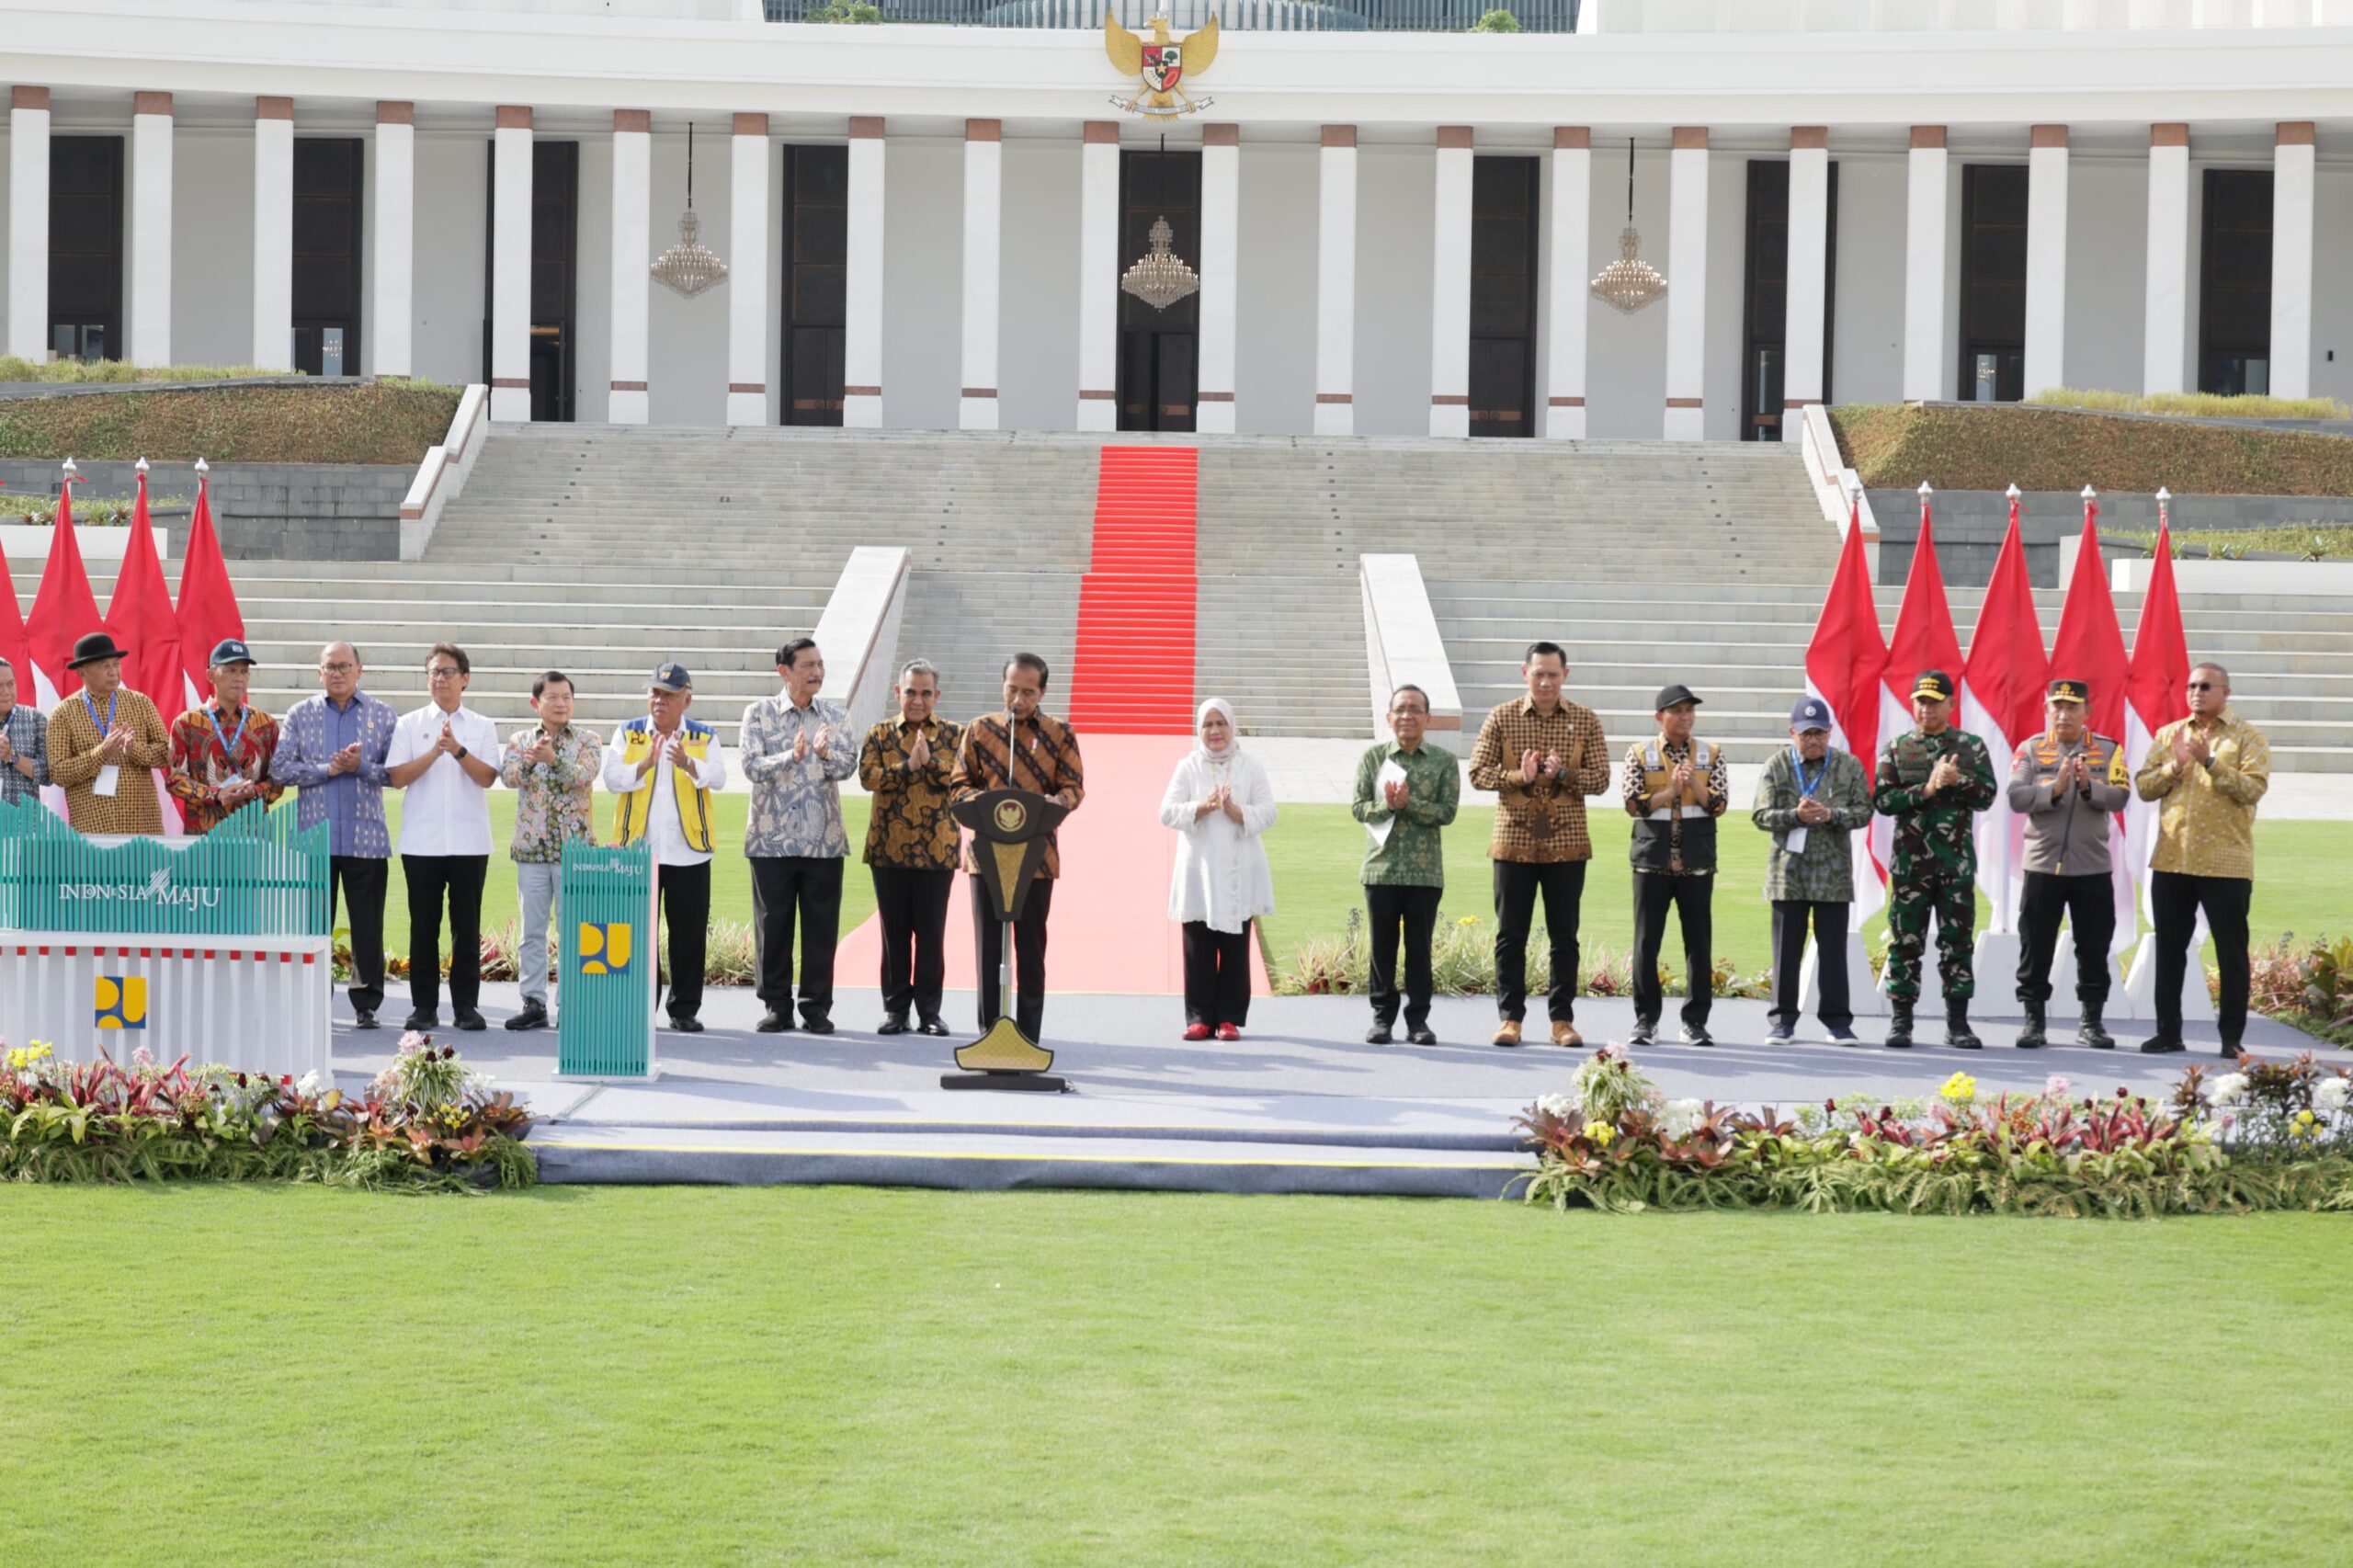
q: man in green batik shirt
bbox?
[1352,684,1460,1047]
[1873,669,1998,1050]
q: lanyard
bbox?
[209,704,251,763]
[1791,746,1828,798]
[82,687,116,735]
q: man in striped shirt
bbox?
[948,653,1085,1040]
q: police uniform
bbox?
[1872,669,1998,1048]
[2006,677,2131,1049]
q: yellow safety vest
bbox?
[610,718,717,854]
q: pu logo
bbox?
[579,922,632,977]
[95,975,149,1030]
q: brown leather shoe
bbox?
[1491,1019,1522,1048]
[1550,1021,1584,1048]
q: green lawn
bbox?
[2,1187,2347,1565]
[1258,808,2350,978]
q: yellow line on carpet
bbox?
[533,1138,1529,1171]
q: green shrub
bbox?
[2028,387,2349,420]
[0,357,306,383]
[1471,7,1520,29]
[2105,524,2353,562]
[0,381,461,466]
[1830,402,2353,496]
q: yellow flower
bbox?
[2295,1109,2317,1127]
[1586,1119,1617,1148]
[1940,1072,1977,1103]
[1457,916,1478,927]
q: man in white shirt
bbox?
[384,642,502,1031]
[602,663,730,1033]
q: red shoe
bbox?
[1215,1023,1242,1041]
[1182,1023,1213,1041]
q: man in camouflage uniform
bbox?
[1872,669,1998,1049]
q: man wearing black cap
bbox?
[602,663,728,1032]
[167,638,284,835]
[1873,669,1998,1048]
[1620,683,1729,1046]
[2007,678,2131,1049]
[1752,696,1874,1043]
[45,631,171,835]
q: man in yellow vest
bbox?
[600,662,729,1032]
[1620,683,1730,1046]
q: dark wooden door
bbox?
[1468,155,1539,437]
[49,136,123,363]
[1117,148,1200,433]
[1737,158,1837,441]
[1958,164,2027,403]
[291,138,363,376]
[483,139,578,422]
[780,145,848,426]
[2199,168,2273,396]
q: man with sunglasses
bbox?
[2134,663,2269,1058]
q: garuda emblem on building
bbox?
[1105,13,1218,118]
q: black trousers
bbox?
[2017,871,2117,1009]
[1182,920,1254,1028]
[401,853,487,1017]
[871,864,954,1022]
[1769,899,1851,1030]
[331,854,389,1014]
[973,875,1052,1040]
[657,859,710,1022]
[1365,883,1442,1029]
[1492,859,1586,1022]
[1631,870,1714,1028]
[2152,869,2253,1045]
[751,856,845,1022]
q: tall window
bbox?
[2199,168,2272,397]
[1958,164,2027,403]
[291,139,363,376]
[780,145,847,426]
[1468,155,1540,438]
[1739,158,1837,441]
[49,136,124,364]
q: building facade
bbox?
[5,0,2352,439]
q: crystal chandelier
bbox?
[651,122,728,299]
[1591,138,1666,315]
[1120,216,1199,312]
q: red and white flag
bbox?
[1873,489,1968,892]
[2048,489,2136,955]
[26,466,104,710]
[2124,495,2190,924]
[1803,494,1889,918]
[175,464,244,710]
[0,530,31,699]
[104,464,187,834]
[1960,489,2049,929]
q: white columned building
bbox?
[1196,123,1239,435]
[2270,119,2316,401]
[608,109,652,426]
[1427,126,1472,439]
[2023,124,2070,399]
[369,100,415,380]
[489,106,535,424]
[1662,127,1708,441]
[959,118,1001,433]
[127,91,173,367]
[1543,127,1589,440]
[1902,125,1949,403]
[6,86,51,363]
[843,115,886,429]
[250,97,294,372]
[1314,125,1357,438]
[726,112,770,428]
[2143,122,2190,396]
[1075,120,1120,434]
[1780,126,1830,441]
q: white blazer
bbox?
[1157,749,1278,935]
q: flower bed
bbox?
[1517,1050,2353,1218]
[0,1035,533,1190]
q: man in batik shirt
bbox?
[167,638,284,835]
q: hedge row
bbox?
[0,381,463,467]
[1830,403,2353,497]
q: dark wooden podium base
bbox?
[940,1072,1071,1093]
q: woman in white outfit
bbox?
[1159,699,1278,1040]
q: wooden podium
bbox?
[946,788,1070,1092]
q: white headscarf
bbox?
[1193,698,1240,765]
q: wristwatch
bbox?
[454,744,470,761]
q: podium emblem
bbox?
[992,797,1029,835]
[578,922,633,976]
[95,975,148,1029]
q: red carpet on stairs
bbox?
[1064,446,1199,734]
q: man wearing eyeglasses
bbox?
[2134,662,2269,1058]
[273,642,400,1030]
[384,642,502,1032]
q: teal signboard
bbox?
[556,837,656,1078]
[0,797,329,937]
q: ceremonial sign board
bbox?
[0,798,333,1077]
[555,837,659,1080]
